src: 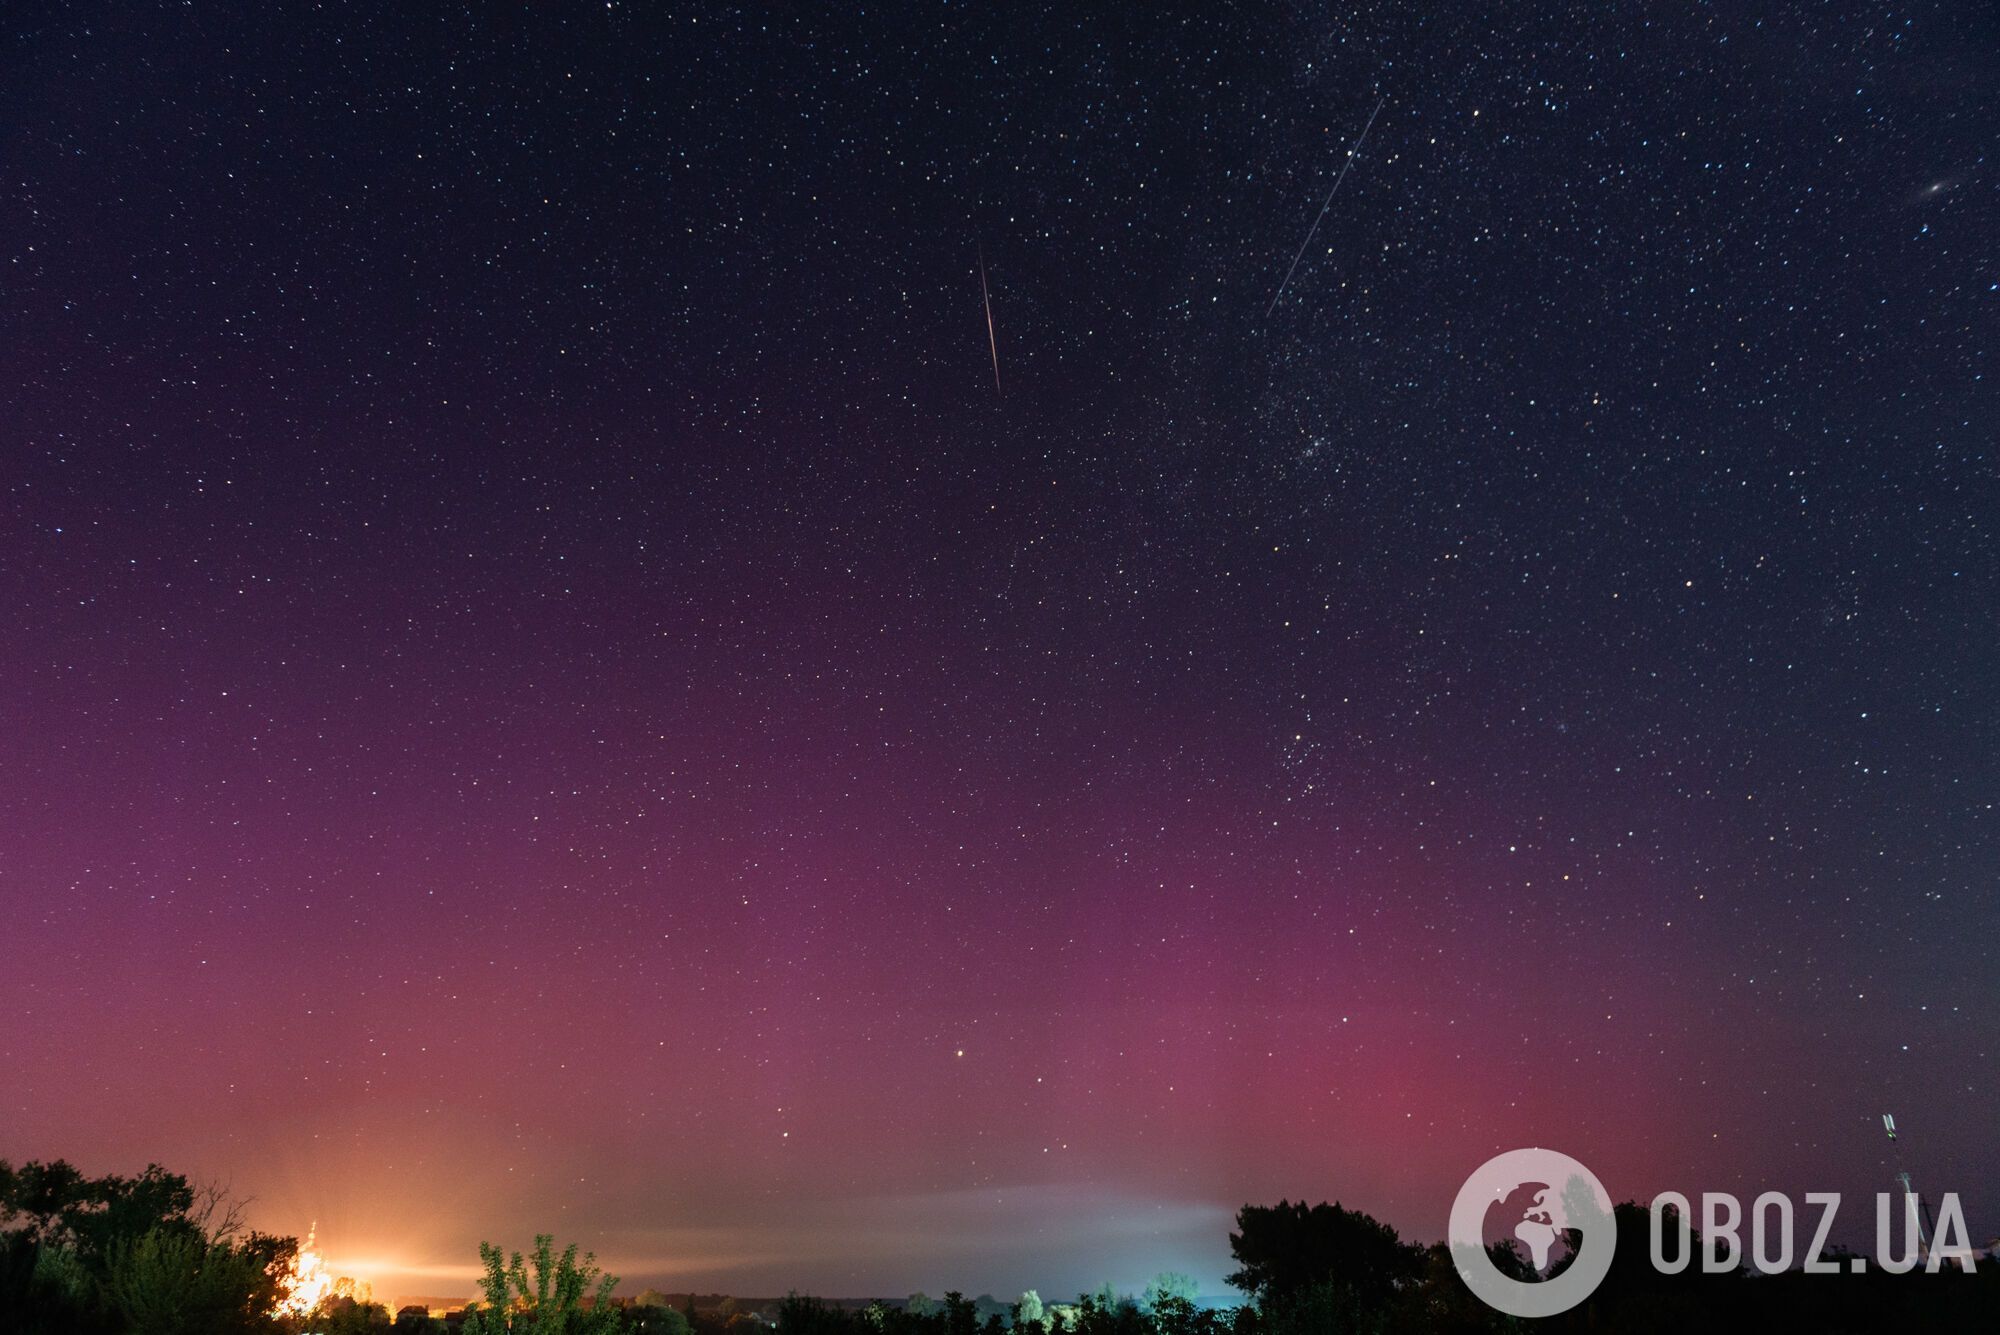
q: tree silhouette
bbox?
[1226,1198,1421,1312]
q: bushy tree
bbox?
[0,1227,114,1335]
[1,1160,204,1268]
[1150,1297,1218,1335]
[1069,1288,1146,1335]
[313,1294,394,1334]
[1226,1199,1420,1311]
[102,1226,286,1335]
[1141,1274,1198,1313]
[942,1291,978,1335]
[0,1158,291,1335]
[631,1293,694,1335]
[461,1233,619,1335]
[779,1292,853,1335]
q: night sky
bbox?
[3,0,1996,1304]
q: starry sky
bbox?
[2,0,1996,1303]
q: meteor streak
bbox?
[979,244,1001,396]
[1266,93,1387,319]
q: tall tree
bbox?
[461,1234,619,1335]
[1225,1200,1420,1311]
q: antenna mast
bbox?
[1883,1113,1936,1263]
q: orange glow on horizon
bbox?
[273,1225,333,1317]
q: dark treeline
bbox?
[4,1160,1992,1334]
[0,1159,297,1334]
[784,1199,1995,1335]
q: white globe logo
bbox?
[1449,1149,1617,1318]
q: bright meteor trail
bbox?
[979,244,1001,396]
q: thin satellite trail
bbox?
[1265,93,1387,319]
[979,244,1002,396]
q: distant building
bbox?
[393,1295,472,1317]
